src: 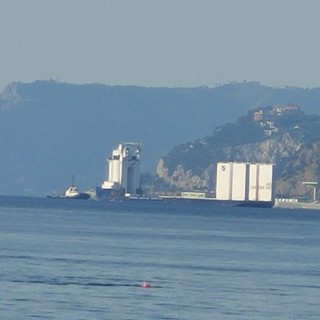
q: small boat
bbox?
[47,176,90,200]
[63,184,90,200]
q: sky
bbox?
[1,0,320,90]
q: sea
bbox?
[0,196,319,320]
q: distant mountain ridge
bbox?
[1,80,320,196]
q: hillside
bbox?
[155,105,320,199]
[2,80,320,196]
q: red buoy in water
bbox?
[141,281,151,288]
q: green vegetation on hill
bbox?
[164,117,264,175]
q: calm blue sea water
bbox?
[0,196,319,319]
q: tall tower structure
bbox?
[101,142,141,195]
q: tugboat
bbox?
[63,176,90,199]
[48,176,90,200]
[63,184,90,199]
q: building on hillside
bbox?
[272,104,300,115]
[252,105,302,137]
[253,109,264,121]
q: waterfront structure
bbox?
[302,181,318,202]
[98,142,141,197]
[216,162,274,204]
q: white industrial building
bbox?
[216,162,274,203]
[100,142,141,195]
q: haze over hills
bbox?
[1,80,320,196]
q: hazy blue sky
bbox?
[1,0,320,90]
